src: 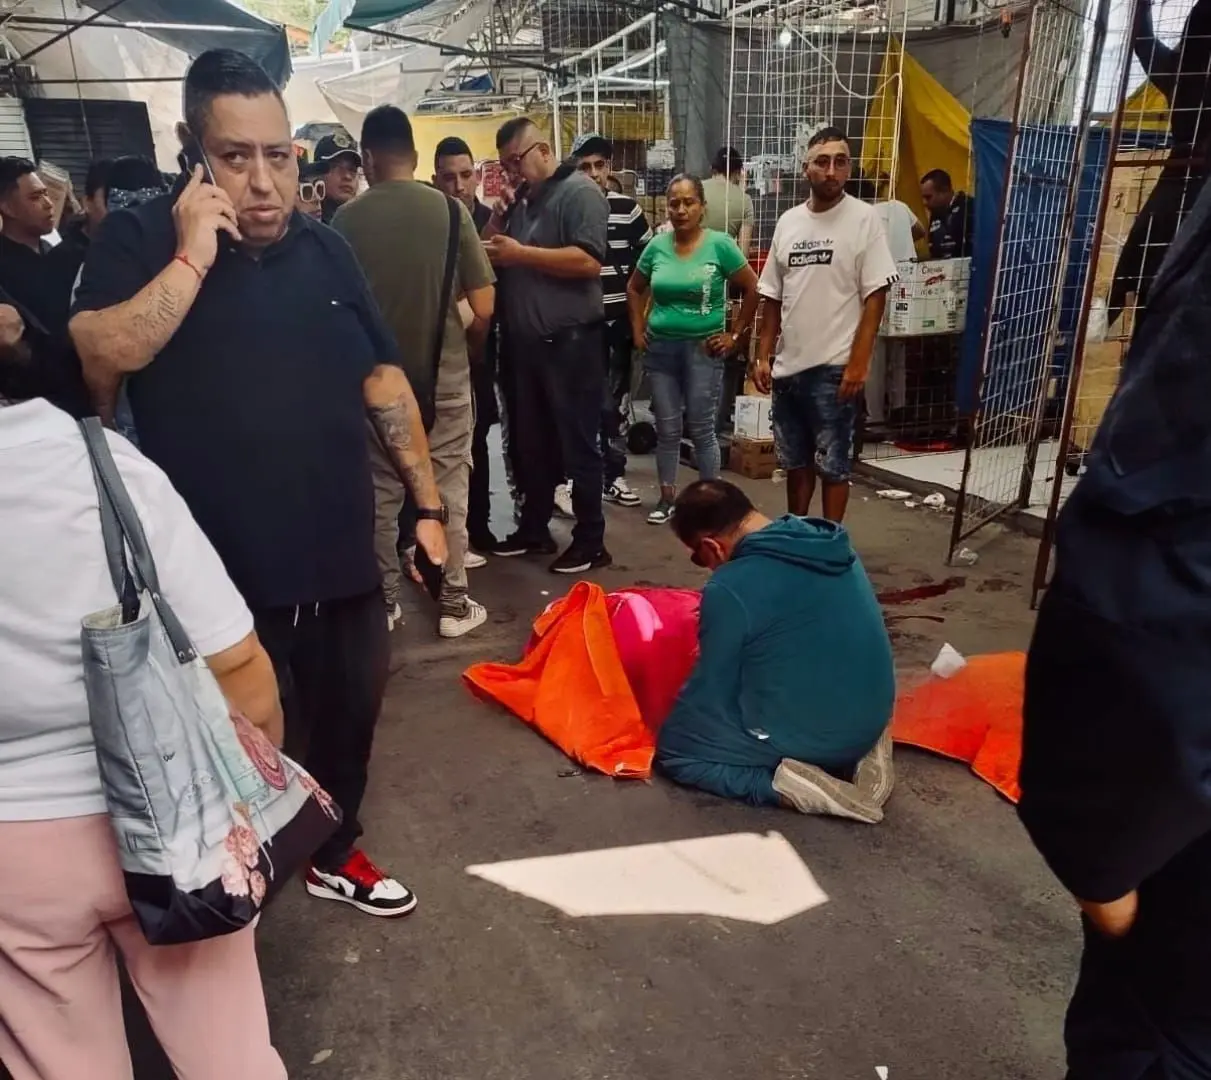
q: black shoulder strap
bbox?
[432,196,461,391]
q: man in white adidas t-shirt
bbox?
[752,127,898,522]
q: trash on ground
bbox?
[310,1049,334,1065]
[904,500,918,509]
[876,488,912,500]
[953,547,979,566]
[923,493,946,509]
[931,642,967,679]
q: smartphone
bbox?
[176,134,215,184]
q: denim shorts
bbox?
[771,365,857,482]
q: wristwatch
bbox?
[415,505,449,524]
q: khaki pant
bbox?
[371,394,473,614]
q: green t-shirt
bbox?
[331,180,494,402]
[636,229,748,341]
[702,175,754,240]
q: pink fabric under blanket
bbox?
[605,587,701,733]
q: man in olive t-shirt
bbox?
[333,106,496,640]
[702,147,754,255]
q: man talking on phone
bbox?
[69,49,445,919]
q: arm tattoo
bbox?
[129,279,186,350]
[367,390,440,506]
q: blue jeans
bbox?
[771,365,857,482]
[644,338,725,489]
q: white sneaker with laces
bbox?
[554,482,575,519]
[386,602,403,631]
[440,598,488,638]
[464,551,487,570]
[605,477,642,507]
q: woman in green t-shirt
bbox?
[627,174,759,524]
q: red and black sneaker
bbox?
[305,850,418,918]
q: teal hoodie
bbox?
[656,516,895,806]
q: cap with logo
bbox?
[314,129,362,169]
[571,132,613,159]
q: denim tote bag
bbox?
[78,418,340,945]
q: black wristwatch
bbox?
[415,505,449,524]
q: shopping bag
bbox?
[78,419,340,945]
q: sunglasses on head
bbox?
[299,178,326,203]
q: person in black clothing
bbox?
[0,158,57,334]
[570,131,651,509]
[920,169,973,260]
[484,117,611,575]
[433,135,502,553]
[70,49,448,919]
[44,157,112,319]
[314,130,362,224]
[1019,172,1211,1077]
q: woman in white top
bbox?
[0,331,286,1079]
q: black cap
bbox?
[571,132,613,159]
[314,130,361,168]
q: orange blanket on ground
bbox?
[463,582,657,779]
[891,651,1025,803]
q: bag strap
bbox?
[431,196,461,394]
[79,418,198,663]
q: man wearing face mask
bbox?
[483,117,610,575]
[654,479,896,822]
[70,49,447,919]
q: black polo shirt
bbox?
[72,196,400,611]
[928,192,974,260]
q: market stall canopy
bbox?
[312,0,443,54]
[79,0,292,86]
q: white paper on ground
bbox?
[931,642,967,679]
[876,489,913,500]
[922,492,946,508]
[466,831,828,925]
[876,1068,890,1079]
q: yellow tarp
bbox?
[860,38,973,237]
[1119,80,1170,134]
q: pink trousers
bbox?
[0,815,286,1080]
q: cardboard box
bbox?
[882,257,971,337]
[733,395,772,440]
[729,436,777,479]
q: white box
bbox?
[882,258,971,337]
[734,395,772,440]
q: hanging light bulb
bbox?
[778,24,793,47]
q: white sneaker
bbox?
[554,482,575,519]
[387,602,403,632]
[604,477,642,507]
[439,598,488,638]
[464,551,487,570]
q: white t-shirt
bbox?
[758,195,900,377]
[875,200,922,263]
[0,399,253,821]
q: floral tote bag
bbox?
[78,418,340,945]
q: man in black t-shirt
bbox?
[0,158,57,335]
[920,169,974,260]
[70,49,448,920]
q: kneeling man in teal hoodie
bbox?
[656,480,896,823]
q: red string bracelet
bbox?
[173,253,204,282]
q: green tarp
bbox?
[311,0,438,54]
[81,0,292,85]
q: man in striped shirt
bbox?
[571,133,652,508]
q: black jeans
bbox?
[601,319,631,485]
[468,329,499,547]
[253,587,390,870]
[1065,830,1211,1079]
[514,324,605,549]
